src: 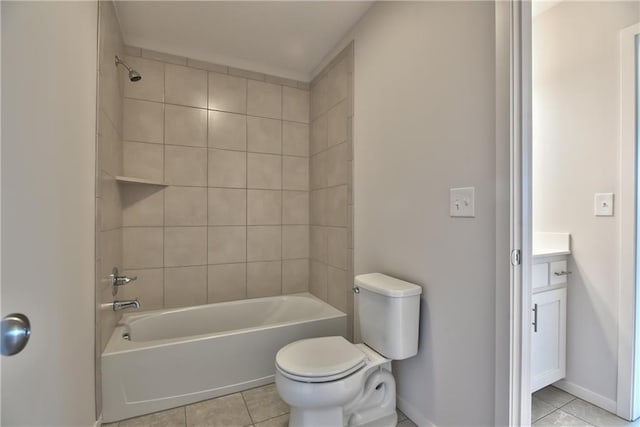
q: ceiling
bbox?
[114,1,373,82]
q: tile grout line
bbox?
[205,69,210,305]
[161,61,167,309]
[245,77,249,299]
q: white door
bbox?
[1,2,98,425]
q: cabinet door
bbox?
[531,288,567,392]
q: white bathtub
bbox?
[101,293,346,423]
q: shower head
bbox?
[115,56,142,82]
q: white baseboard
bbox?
[397,394,436,427]
[554,380,617,414]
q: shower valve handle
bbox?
[110,267,137,287]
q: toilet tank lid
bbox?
[355,273,422,297]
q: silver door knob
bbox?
[1,313,31,356]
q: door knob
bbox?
[1,313,31,356]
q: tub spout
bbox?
[113,299,140,311]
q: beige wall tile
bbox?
[326,185,347,226]
[247,226,281,262]
[123,141,164,182]
[282,122,309,157]
[123,56,164,102]
[165,64,207,108]
[327,227,347,269]
[282,87,309,124]
[327,101,347,147]
[208,226,246,264]
[247,116,281,154]
[100,173,122,230]
[208,149,247,188]
[100,228,122,280]
[247,261,281,298]
[208,111,247,151]
[327,57,348,108]
[310,260,327,300]
[208,72,247,114]
[229,67,265,81]
[123,227,163,269]
[310,189,327,226]
[164,266,207,308]
[310,74,328,120]
[327,266,347,313]
[208,188,247,225]
[120,268,164,310]
[282,259,309,294]
[165,105,207,147]
[283,225,309,260]
[208,263,246,303]
[141,48,186,65]
[326,143,347,186]
[122,185,164,227]
[310,226,327,263]
[283,156,309,191]
[247,190,281,225]
[247,153,281,189]
[266,75,298,88]
[165,145,207,186]
[283,191,309,225]
[124,45,141,57]
[123,99,163,143]
[164,227,207,267]
[310,151,327,190]
[99,112,121,177]
[187,58,228,74]
[310,114,327,155]
[164,186,207,226]
[247,80,282,119]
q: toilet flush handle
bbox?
[352,285,360,294]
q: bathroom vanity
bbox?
[531,233,570,392]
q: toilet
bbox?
[275,273,422,427]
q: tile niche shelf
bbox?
[115,176,168,186]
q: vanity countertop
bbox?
[533,232,571,258]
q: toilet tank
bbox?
[355,273,422,360]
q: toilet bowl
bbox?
[276,337,396,427]
[275,273,422,427]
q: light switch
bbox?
[594,193,614,216]
[450,187,475,217]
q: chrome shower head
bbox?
[115,55,142,82]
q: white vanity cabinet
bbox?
[531,253,568,392]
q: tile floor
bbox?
[533,386,640,426]
[103,383,417,427]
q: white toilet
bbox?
[275,273,422,427]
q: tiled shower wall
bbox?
[309,44,355,339]
[95,0,125,415]
[118,47,311,310]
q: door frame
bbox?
[502,0,532,424]
[618,22,640,422]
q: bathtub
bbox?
[101,293,346,423]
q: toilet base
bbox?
[289,407,343,427]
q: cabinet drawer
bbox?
[550,260,568,285]
[532,263,549,289]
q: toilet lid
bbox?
[276,336,366,382]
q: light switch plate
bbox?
[594,193,614,216]
[450,187,475,217]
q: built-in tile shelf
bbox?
[115,176,168,186]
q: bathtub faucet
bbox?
[113,299,140,311]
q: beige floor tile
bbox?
[532,396,556,423]
[186,393,252,427]
[119,407,186,427]
[533,385,576,408]
[562,399,630,427]
[254,414,289,427]
[533,410,593,426]
[242,384,289,423]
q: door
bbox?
[1,2,98,425]
[531,288,567,392]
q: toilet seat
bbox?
[276,336,366,383]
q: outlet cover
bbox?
[594,193,614,216]
[450,187,475,217]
